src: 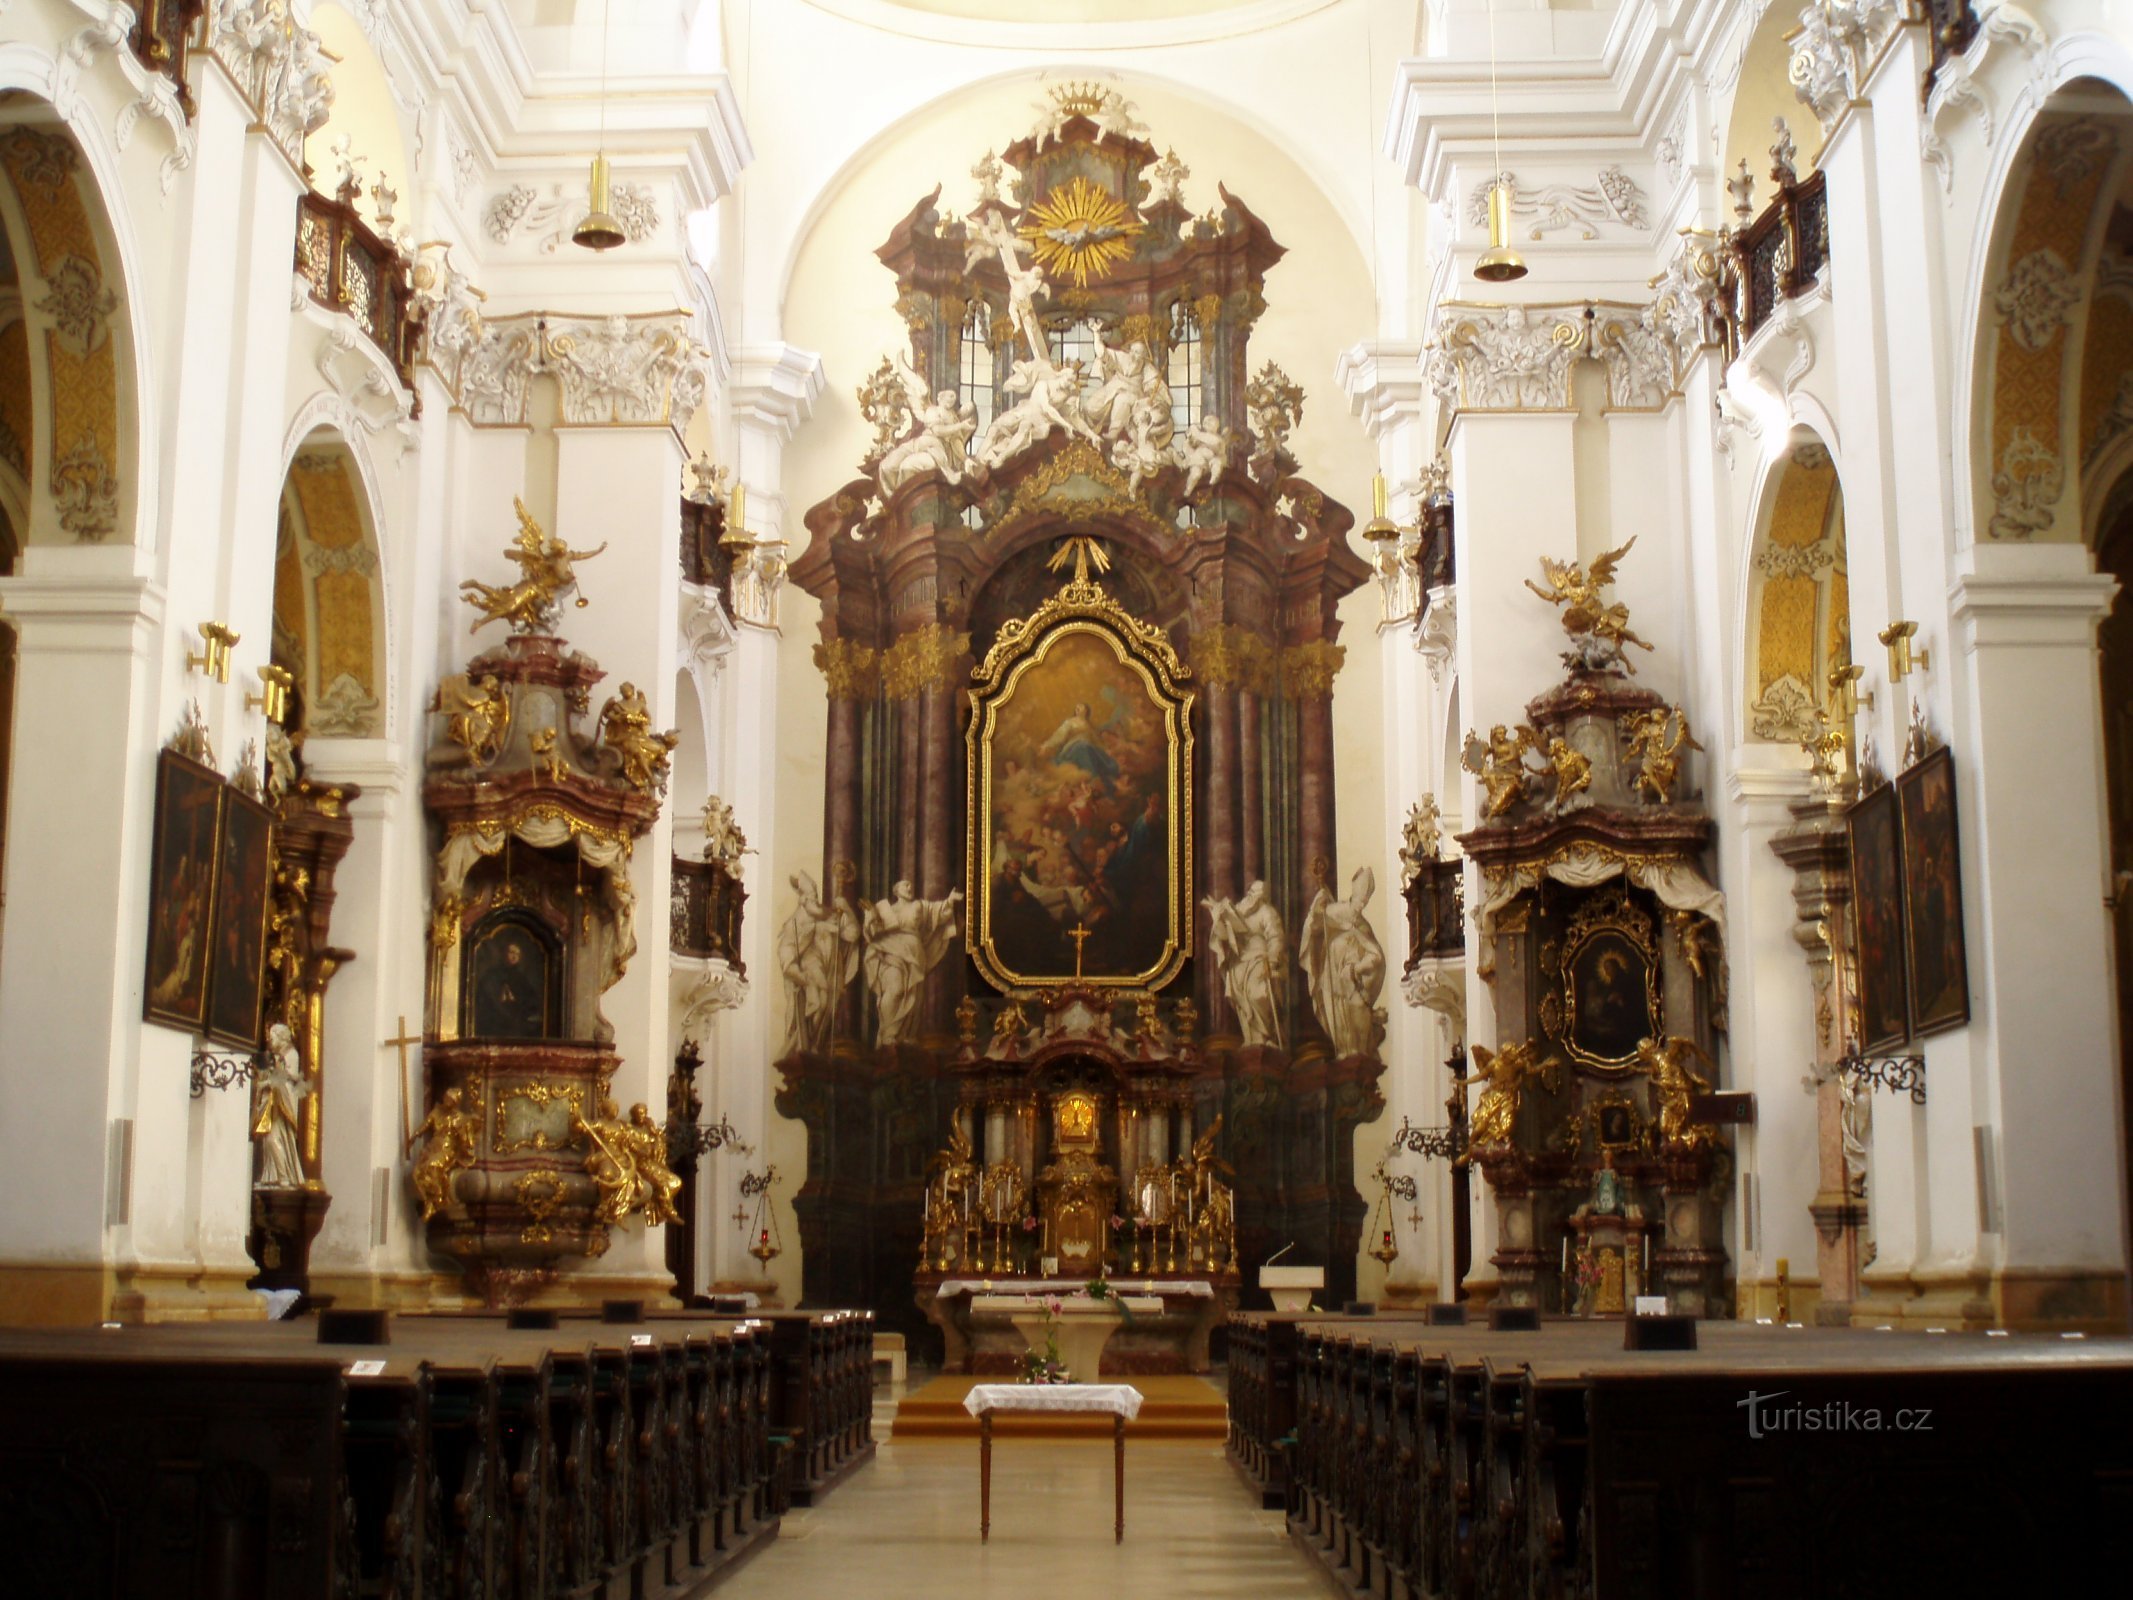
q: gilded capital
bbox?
[813,637,882,699]
[1281,641,1346,697]
[881,622,971,701]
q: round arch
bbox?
[273,427,389,741]
[1740,427,1851,750]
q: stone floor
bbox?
[709,1376,1337,1598]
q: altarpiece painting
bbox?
[1898,745,1969,1036]
[1848,780,1910,1053]
[968,581,1192,989]
[203,783,276,1049]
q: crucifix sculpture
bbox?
[1069,920,1092,978]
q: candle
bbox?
[729,481,746,535]
[1561,1236,1569,1276]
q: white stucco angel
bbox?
[876,357,980,492]
[976,356,1096,466]
[777,870,860,1056]
[252,1022,310,1190]
[1174,415,1233,498]
[1300,867,1389,1060]
[1113,397,1176,494]
[863,881,963,1047]
[1203,880,1288,1050]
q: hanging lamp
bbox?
[573,0,626,250]
[1473,1,1527,284]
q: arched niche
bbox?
[273,430,387,739]
[0,115,138,549]
[1743,430,1850,746]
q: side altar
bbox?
[913,984,1240,1373]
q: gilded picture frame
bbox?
[966,559,1194,990]
[143,749,227,1034]
[1847,779,1910,1054]
[202,781,277,1049]
[1897,745,1969,1037]
[1557,886,1660,1073]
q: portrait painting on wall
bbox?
[463,911,560,1039]
[1563,926,1657,1068]
[143,750,226,1033]
[1898,745,1970,1036]
[1848,780,1910,1053]
[969,616,1191,988]
[203,784,276,1049]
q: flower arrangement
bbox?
[1569,1248,1606,1315]
[1021,1294,1071,1383]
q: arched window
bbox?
[960,298,998,433]
[1167,299,1202,430]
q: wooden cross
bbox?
[1068,920,1092,978]
[384,1015,422,1153]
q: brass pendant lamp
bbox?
[573,0,626,251]
[1472,1,1527,284]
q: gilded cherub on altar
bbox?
[1638,1034,1717,1151]
[460,498,608,634]
[434,672,511,765]
[1622,706,1702,804]
[597,682,679,796]
[410,1086,482,1220]
[573,1095,684,1226]
[1541,737,1593,814]
[1464,1040,1559,1155]
[1461,724,1539,820]
[1524,537,1654,672]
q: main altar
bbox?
[776,85,1384,1361]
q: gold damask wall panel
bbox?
[290,455,364,550]
[1984,120,2119,542]
[273,532,309,672]
[313,570,374,693]
[0,321,29,477]
[1757,574,1816,697]
[0,127,124,545]
[1766,452,1835,550]
[2079,290,2133,463]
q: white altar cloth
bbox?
[935,1278,1216,1299]
[963,1383,1144,1420]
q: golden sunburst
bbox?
[1017,176,1145,289]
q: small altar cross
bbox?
[1069,920,1092,977]
[384,1015,422,1152]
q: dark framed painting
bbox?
[1898,745,1970,1036]
[966,594,1194,990]
[1564,926,1658,1067]
[143,750,226,1033]
[462,909,562,1040]
[203,782,276,1048]
[1847,780,1910,1053]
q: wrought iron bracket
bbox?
[1391,1115,1467,1163]
[1839,1052,1926,1105]
[191,1047,262,1099]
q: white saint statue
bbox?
[863,881,963,1046]
[1203,880,1287,1049]
[776,870,860,1056]
[1300,866,1389,1059]
[878,358,981,492]
[252,1022,309,1189]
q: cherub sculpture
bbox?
[1524,536,1655,670]
[460,499,607,634]
[1462,724,1539,820]
[1174,414,1233,498]
[434,672,511,765]
[1637,1034,1716,1151]
[410,1086,481,1221]
[1465,1040,1557,1154]
[1542,737,1593,813]
[1622,706,1702,804]
[597,682,679,796]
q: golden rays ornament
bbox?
[1018,176,1144,288]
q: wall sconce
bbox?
[1827,662,1873,719]
[1878,621,1930,681]
[247,664,295,724]
[186,622,240,683]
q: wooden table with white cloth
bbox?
[962,1382,1145,1542]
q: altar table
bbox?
[919,1276,1238,1374]
[963,1383,1144,1543]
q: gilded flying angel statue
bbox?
[1525,536,1655,668]
[459,498,608,634]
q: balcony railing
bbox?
[1402,858,1465,973]
[294,187,421,412]
[1718,166,1830,357]
[1921,1,1981,103]
[671,856,747,973]
[130,0,204,118]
